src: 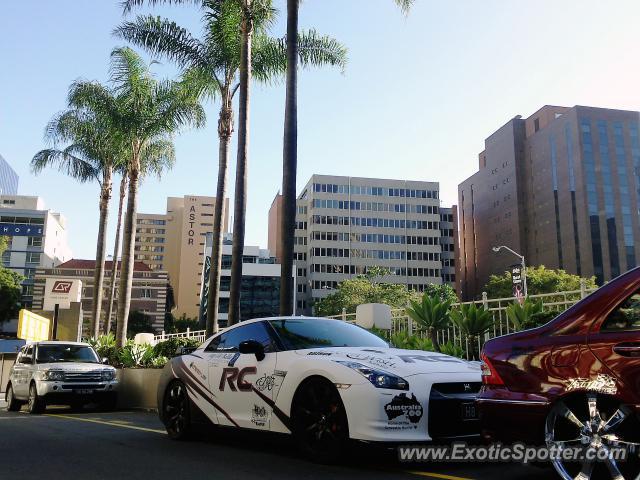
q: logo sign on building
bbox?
[0,223,44,236]
[43,278,82,311]
[18,309,51,342]
[511,265,524,303]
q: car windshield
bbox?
[36,345,99,364]
[269,319,389,350]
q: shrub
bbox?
[153,337,200,358]
[439,341,465,359]
[389,331,434,351]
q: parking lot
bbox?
[0,403,550,480]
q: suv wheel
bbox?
[27,383,45,414]
[6,384,23,412]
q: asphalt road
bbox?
[0,403,550,480]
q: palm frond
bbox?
[394,0,413,15]
[121,0,205,14]
[31,147,100,182]
[139,138,176,179]
[114,16,207,71]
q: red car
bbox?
[478,267,640,480]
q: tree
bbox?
[450,303,493,360]
[104,175,127,334]
[278,0,412,316]
[484,265,597,299]
[406,294,452,352]
[75,47,205,347]
[422,283,458,303]
[32,88,128,339]
[313,268,418,317]
[118,0,345,333]
[0,237,22,325]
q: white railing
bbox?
[153,328,208,345]
[326,283,597,360]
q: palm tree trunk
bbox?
[206,92,233,336]
[105,175,128,334]
[429,328,441,353]
[279,0,299,316]
[116,158,140,347]
[91,168,113,339]
[228,1,253,326]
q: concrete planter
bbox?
[116,368,163,411]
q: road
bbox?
[0,404,550,480]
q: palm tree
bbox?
[405,294,452,352]
[104,174,127,334]
[279,0,412,315]
[72,47,205,347]
[31,87,127,339]
[117,0,346,331]
[450,303,493,360]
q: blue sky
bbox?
[2,0,640,258]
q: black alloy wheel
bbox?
[163,381,192,440]
[291,377,349,463]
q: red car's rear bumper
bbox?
[477,388,550,445]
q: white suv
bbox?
[5,341,118,413]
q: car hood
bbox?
[36,362,111,371]
[295,347,480,376]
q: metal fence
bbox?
[153,328,208,345]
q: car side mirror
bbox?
[239,340,265,361]
[102,357,109,365]
[180,346,197,356]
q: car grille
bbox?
[428,382,481,440]
[63,371,104,383]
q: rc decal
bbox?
[219,366,257,391]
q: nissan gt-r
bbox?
[157,316,481,461]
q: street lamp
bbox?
[492,245,528,298]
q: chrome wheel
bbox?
[6,385,21,412]
[163,381,191,439]
[546,393,640,480]
[292,378,349,463]
[27,384,44,414]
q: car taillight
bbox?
[480,352,505,386]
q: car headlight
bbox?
[102,369,116,381]
[42,370,65,381]
[334,361,409,390]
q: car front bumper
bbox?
[36,380,119,403]
[340,372,481,443]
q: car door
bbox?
[588,289,640,402]
[206,322,278,430]
[13,345,34,398]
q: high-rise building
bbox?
[0,154,19,196]
[32,259,168,332]
[268,175,458,315]
[0,195,72,309]
[199,233,281,326]
[458,105,640,300]
[134,195,229,319]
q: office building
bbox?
[134,195,229,319]
[268,175,458,315]
[0,154,19,196]
[199,233,281,326]
[458,105,640,299]
[0,195,72,309]
[32,259,168,333]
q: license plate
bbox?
[74,389,94,395]
[461,402,478,420]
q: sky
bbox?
[2,0,640,259]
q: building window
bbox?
[140,288,152,298]
[27,236,43,247]
[25,252,41,264]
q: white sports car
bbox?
[157,316,481,461]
